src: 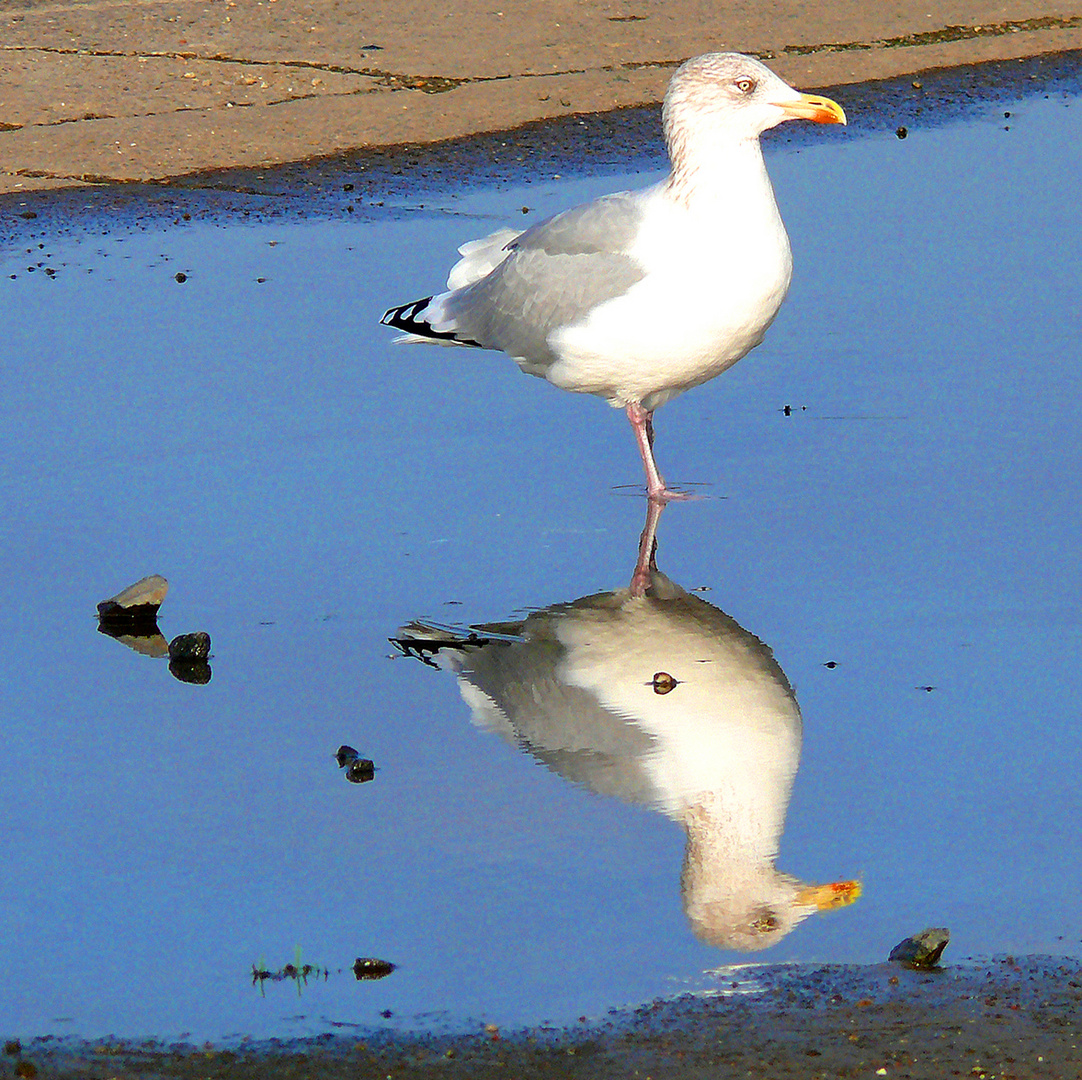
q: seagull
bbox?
[382,53,845,500]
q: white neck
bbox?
[664,130,778,217]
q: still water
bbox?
[2,63,1081,1042]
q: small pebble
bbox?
[889,927,950,968]
[353,957,396,980]
[168,631,211,661]
[346,758,375,783]
[335,744,359,768]
[97,574,169,621]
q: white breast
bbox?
[547,171,793,411]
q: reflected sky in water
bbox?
[2,72,1082,1042]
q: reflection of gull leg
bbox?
[630,497,666,598]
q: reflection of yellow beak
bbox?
[796,879,863,910]
[779,92,847,126]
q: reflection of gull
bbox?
[382,52,845,500]
[397,503,859,951]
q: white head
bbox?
[663,52,846,153]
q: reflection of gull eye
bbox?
[751,909,779,933]
[651,672,679,695]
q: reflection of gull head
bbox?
[682,798,860,951]
[398,568,858,952]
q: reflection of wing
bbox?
[398,567,858,952]
[406,571,799,814]
[399,616,658,805]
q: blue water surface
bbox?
[1,69,1080,1042]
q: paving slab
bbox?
[2,0,1082,192]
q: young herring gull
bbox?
[381,53,845,500]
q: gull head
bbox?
[663,52,846,150]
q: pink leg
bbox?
[626,403,691,502]
[626,402,666,500]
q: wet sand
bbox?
[3,0,1082,192]
[9,958,1082,1078]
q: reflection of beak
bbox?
[796,879,862,910]
[778,92,847,126]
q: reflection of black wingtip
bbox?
[390,636,443,667]
[390,630,496,668]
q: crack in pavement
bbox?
[4,85,390,132]
[772,13,1082,56]
[3,13,1082,100]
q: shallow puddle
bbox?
[2,59,1081,1043]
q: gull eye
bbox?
[751,909,779,933]
[734,77,756,94]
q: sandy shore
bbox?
[2,0,1082,193]
[8,958,1082,1078]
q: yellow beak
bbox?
[795,878,863,910]
[779,92,847,126]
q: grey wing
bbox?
[512,191,645,256]
[439,192,648,369]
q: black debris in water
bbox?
[346,758,376,783]
[353,957,396,981]
[335,744,359,768]
[335,744,376,782]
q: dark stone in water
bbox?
[97,574,169,623]
[335,744,375,781]
[345,758,375,783]
[168,631,210,661]
[353,957,395,981]
[889,927,950,968]
[335,744,359,768]
[169,658,212,684]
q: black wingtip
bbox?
[380,296,483,348]
[381,297,434,331]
